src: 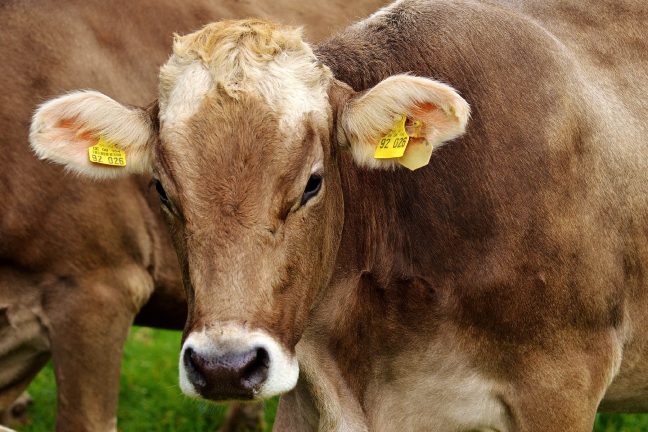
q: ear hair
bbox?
[145,99,161,134]
[326,79,355,149]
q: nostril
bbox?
[183,347,206,388]
[241,347,270,390]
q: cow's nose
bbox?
[183,346,269,400]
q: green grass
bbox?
[17,327,648,431]
[595,414,648,432]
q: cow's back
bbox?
[0,0,388,425]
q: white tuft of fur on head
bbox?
[339,74,470,169]
[29,90,154,178]
[158,20,333,135]
[159,61,213,127]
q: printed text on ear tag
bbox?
[88,137,127,167]
[374,115,409,159]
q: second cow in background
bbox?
[0,0,386,430]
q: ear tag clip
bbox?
[88,136,127,167]
[374,115,410,159]
[374,116,432,170]
[398,119,433,171]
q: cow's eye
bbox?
[300,174,322,206]
[154,179,171,209]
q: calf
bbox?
[29,0,648,430]
[1,0,385,430]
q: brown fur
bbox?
[143,1,648,431]
[0,0,387,430]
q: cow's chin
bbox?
[178,325,299,401]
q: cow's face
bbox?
[153,25,347,399]
[30,20,469,401]
[156,89,343,401]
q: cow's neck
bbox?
[289,32,464,430]
[283,154,442,431]
[285,334,370,432]
[286,159,457,431]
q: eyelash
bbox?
[154,179,172,210]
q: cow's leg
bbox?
[506,330,620,432]
[0,392,33,427]
[219,402,265,432]
[43,268,153,432]
[0,271,50,428]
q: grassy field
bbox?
[17,327,648,431]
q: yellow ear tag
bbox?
[374,115,409,159]
[88,137,127,167]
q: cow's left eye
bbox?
[300,174,322,206]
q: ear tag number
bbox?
[88,137,127,167]
[374,115,410,159]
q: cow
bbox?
[0,0,386,430]
[28,0,648,430]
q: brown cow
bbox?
[1,0,385,431]
[29,0,648,430]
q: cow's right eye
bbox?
[154,179,171,209]
[300,174,322,206]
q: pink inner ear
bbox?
[46,118,98,166]
[414,102,438,114]
[412,102,457,137]
[56,117,95,139]
[413,102,443,123]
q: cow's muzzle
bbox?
[179,325,299,401]
[183,346,269,399]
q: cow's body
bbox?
[279,1,648,430]
[28,0,648,431]
[0,0,386,430]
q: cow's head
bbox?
[30,20,469,401]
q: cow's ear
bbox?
[30,91,156,178]
[337,75,470,169]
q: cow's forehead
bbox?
[157,19,333,133]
